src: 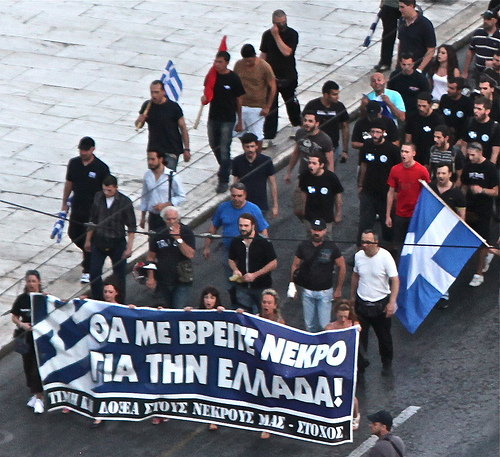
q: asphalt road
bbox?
[1,47,499,457]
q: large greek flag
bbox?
[396,182,485,333]
[160,60,182,101]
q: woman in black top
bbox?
[10,270,44,413]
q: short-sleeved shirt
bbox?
[208,71,245,122]
[139,99,183,157]
[302,98,349,147]
[260,27,299,82]
[429,145,464,178]
[469,27,500,72]
[387,161,431,217]
[354,248,398,302]
[295,240,342,291]
[232,154,275,211]
[11,293,32,337]
[352,116,399,152]
[387,70,430,116]
[405,110,445,165]
[430,182,466,213]
[398,13,437,64]
[229,235,277,289]
[360,139,401,198]
[461,117,500,161]
[462,159,499,217]
[295,128,333,174]
[299,170,344,223]
[439,94,474,140]
[66,156,110,217]
[150,224,196,286]
[212,201,269,249]
[233,58,275,108]
[366,89,406,123]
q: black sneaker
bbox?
[216,182,228,194]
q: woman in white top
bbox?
[427,45,461,101]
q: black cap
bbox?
[78,136,95,150]
[366,100,382,117]
[482,10,495,19]
[311,218,327,230]
[367,410,393,428]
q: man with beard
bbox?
[438,76,474,141]
[459,96,500,164]
[482,49,500,88]
[477,76,500,122]
[228,213,277,313]
[428,125,465,183]
[140,151,186,232]
[404,91,445,165]
[260,9,301,145]
[289,218,346,333]
[135,80,190,171]
[357,120,401,245]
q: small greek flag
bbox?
[160,60,183,102]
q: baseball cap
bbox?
[311,218,327,230]
[482,10,495,19]
[78,136,95,150]
[367,410,393,428]
[366,100,382,117]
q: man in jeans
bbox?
[351,230,399,375]
[85,175,136,301]
[290,218,346,332]
[202,51,245,194]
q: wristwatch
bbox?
[176,238,183,245]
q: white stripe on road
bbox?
[347,406,421,457]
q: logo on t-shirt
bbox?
[380,155,388,163]
[456,110,464,118]
[468,131,477,139]
[481,134,490,142]
[469,172,485,180]
[443,108,451,116]
[423,125,431,132]
[320,187,328,195]
[366,153,375,161]
[307,186,316,194]
[88,171,96,178]
[224,85,230,90]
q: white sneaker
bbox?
[27,395,37,408]
[80,273,90,283]
[483,253,494,273]
[33,398,44,414]
[469,274,484,287]
[261,139,272,149]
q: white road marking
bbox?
[347,406,421,457]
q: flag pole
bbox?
[193,104,204,130]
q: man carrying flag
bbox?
[136,78,190,172]
[202,48,245,194]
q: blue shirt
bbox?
[212,201,269,248]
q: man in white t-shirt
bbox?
[350,229,399,376]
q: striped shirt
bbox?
[469,27,500,72]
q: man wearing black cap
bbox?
[405,91,445,165]
[60,137,110,283]
[289,218,346,332]
[463,9,500,86]
[234,44,277,150]
[367,410,405,457]
[357,120,401,245]
[351,101,400,151]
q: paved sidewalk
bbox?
[0,0,486,351]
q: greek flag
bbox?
[396,182,485,333]
[160,60,183,102]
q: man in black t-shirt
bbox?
[299,153,343,236]
[462,142,499,287]
[357,120,401,244]
[405,91,445,165]
[290,218,346,332]
[303,80,350,164]
[459,96,500,164]
[439,77,474,141]
[260,9,301,141]
[136,80,190,171]
[60,137,110,284]
[202,51,245,194]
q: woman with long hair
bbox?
[427,44,461,101]
[11,270,45,414]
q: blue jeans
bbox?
[302,287,333,333]
[207,119,235,183]
[157,283,192,309]
[90,239,127,302]
[235,286,264,314]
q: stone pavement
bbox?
[0,0,487,351]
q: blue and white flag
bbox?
[33,296,358,446]
[396,182,485,333]
[160,60,183,102]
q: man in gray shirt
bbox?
[367,410,405,457]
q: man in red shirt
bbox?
[386,143,430,254]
